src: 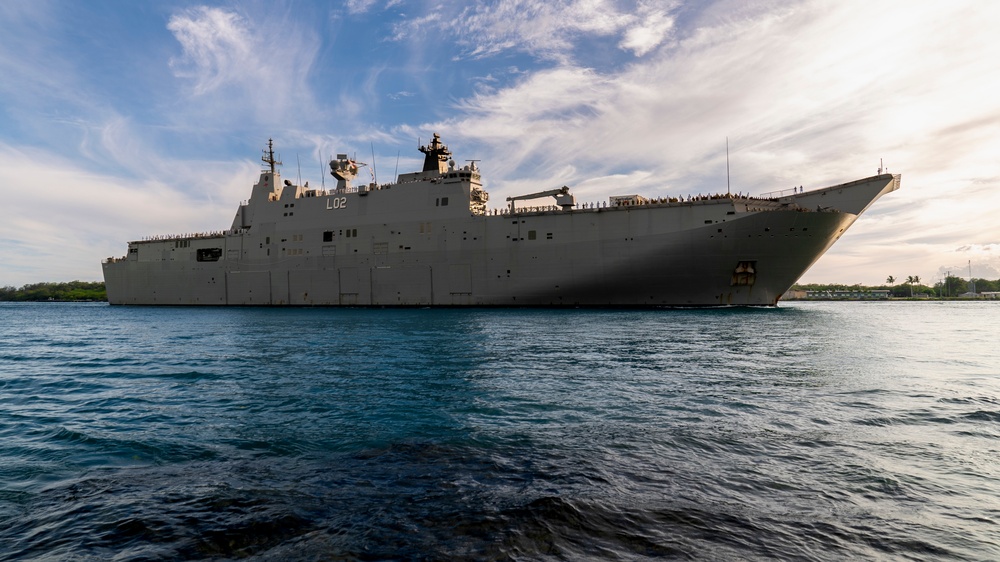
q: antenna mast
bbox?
[319,150,325,189]
[969,260,975,294]
[370,142,378,185]
[726,137,731,195]
[262,138,282,175]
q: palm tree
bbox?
[886,275,895,286]
[905,275,921,297]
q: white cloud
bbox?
[393,0,679,62]
[0,142,254,286]
[167,7,256,95]
[346,0,380,15]
[166,6,321,127]
[619,3,676,56]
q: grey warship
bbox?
[103,134,900,306]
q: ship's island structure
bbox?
[103,134,900,306]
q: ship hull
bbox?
[103,174,898,307]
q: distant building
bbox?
[982,292,1000,299]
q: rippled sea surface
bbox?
[1,301,998,560]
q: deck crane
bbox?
[506,186,576,213]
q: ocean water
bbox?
[0,301,998,561]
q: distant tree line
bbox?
[793,275,1000,298]
[0,281,107,302]
[933,275,1000,297]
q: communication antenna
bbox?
[319,150,325,189]
[726,137,731,195]
[394,150,400,182]
[296,153,302,187]
[370,142,378,185]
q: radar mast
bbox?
[262,138,283,175]
[418,133,452,174]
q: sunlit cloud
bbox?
[0,142,254,284]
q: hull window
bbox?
[197,248,223,262]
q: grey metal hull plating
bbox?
[103,173,899,307]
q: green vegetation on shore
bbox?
[0,281,107,302]
[792,275,999,298]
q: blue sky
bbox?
[1,0,999,287]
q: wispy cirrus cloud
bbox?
[167,8,258,95]
[166,6,321,127]
[392,0,680,62]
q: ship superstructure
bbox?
[103,134,900,306]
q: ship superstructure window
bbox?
[528,230,537,240]
[323,231,333,242]
[174,240,190,248]
[196,248,223,262]
[435,197,450,206]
